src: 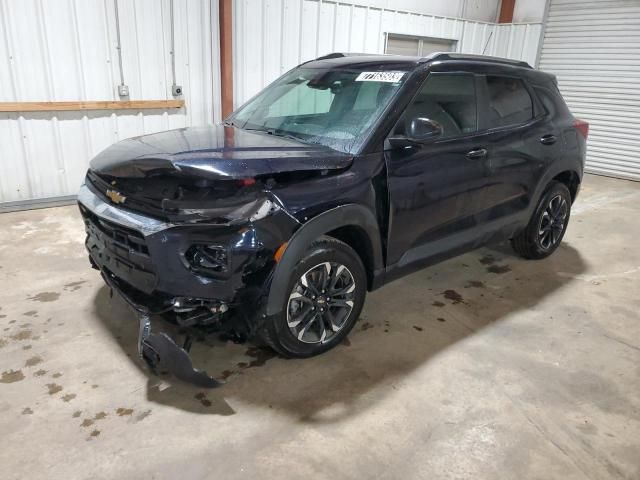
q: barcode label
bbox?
[355,71,405,83]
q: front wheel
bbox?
[511,181,572,259]
[260,237,366,358]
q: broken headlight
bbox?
[185,244,229,275]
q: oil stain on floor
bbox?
[442,289,465,304]
[46,383,63,395]
[487,264,512,274]
[27,292,61,302]
[25,355,43,367]
[1,369,25,383]
[194,393,212,407]
[63,281,87,292]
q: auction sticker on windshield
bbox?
[355,71,405,83]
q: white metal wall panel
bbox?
[539,0,640,181]
[458,21,542,65]
[233,0,542,107]
[0,0,221,204]
[311,0,502,22]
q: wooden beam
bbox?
[219,0,234,118]
[498,0,516,23]
[0,100,185,112]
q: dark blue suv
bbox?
[79,53,587,385]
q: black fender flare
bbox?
[264,204,384,316]
[528,163,582,217]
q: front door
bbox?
[385,72,489,269]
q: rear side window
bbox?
[534,81,572,118]
[485,76,533,128]
[533,86,556,117]
[396,73,477,139]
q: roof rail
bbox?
[313,52,379,61]
[309,52,532,69]
[424,52,532,69]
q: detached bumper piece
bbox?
[97,265,222,388]
[138,316,222,388]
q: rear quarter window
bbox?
[533,86,556,117]
[534,82,572,118]
[486,76,533,128]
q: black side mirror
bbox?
[408,117,443,142]
[388,117,443,148]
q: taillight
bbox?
[574,119,589,139]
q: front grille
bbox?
[79,204,149,256]
[79,201,157,294]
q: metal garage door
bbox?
[539,0,640,181]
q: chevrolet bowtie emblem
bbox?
[106,189,126,204]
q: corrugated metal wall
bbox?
[233,0,542,106]
[460,22,542,63]
[0,0,221,205]
[299,0,502,22]
[539,0,640,181]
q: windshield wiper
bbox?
[242,127,312,144]
[267,130,309,143]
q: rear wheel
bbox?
[260,237,366,358]
[511,181,571,259]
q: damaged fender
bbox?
[264,203,385,317]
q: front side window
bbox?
[395,73,478,139]
[230,67,408,154]
[485,76,533,128]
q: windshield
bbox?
[229,66,408,154]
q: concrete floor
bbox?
[0,173,639,480]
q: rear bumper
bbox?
[77,183,298,325]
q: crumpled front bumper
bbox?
[77,183,298,386]
[98,262,222,387]
[137,316,222,388]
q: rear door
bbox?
[474,74,553,227]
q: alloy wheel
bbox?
[286,262,356,344]
[538,194,568,250]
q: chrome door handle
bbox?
[466,148,487,159]
[540,134,557,145]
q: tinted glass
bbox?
[486,76,533,127]
[535,81,572,118]
[396,73,477,139]
[533,86,556,117]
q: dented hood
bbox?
[90,125,352,179]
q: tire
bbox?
[259,236,367,358]
[511,181,571,260]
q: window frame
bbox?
[477,74,542,132]
[389,71,482,144]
